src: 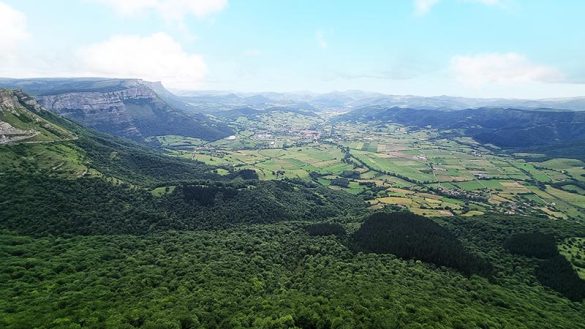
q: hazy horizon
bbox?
[3,75,585,101]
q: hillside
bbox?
[0,89,365,232]
[0,78,233,142]
[0,88,224,182]
[0,89,75,144]
[337,106,585,160]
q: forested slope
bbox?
[338,107,585,160]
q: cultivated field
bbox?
[156,112,585,220]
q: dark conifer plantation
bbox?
[504,232,558,258]
[352,212,492,276]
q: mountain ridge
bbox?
[0,89,76,144]
[175,90,585,112]
[336,106,585,160]
[0,78,234,142]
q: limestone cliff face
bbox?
[0,89,44,112]
[35,80,232,141]
[0,89,74,144]
[0,89,20,109]
[0,90,32,143]
[37,82,163,139]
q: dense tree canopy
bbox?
[503,232,585,301]
[0,174,364,236]
[305,223,346,237]
[2,221,585,329]
[536,255,585,302]
[504,232,559,259]
[352,212,492,276]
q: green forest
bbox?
[2,158,585,328]
[2,213,585,328]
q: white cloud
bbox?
[0,4,206,89]
[414,0,440,15]
[93,0,227,21]
[0,2,29,51]
[77,33,206,89]
[451,52,564,86]
[316,31,328,49]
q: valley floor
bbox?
[156,114,585,221]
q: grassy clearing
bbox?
[545,186,585,208]
[558,237,585,280]
[0,142,88,177]
[151,185,176,197]
[540,158,585,170]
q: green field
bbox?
[156,114,585,220]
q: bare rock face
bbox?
[37,83,159,139]
[0,90,19,109]
[34,80,232,142]
[0,121,36,144]
[0,89,71,144]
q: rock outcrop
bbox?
[0,89,72,144]
[37,82,156,139]
[0,79,233,142]
[36,80,232,141]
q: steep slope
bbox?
[0,89,75,144]
[0,89,365,234]
[338,106,585,159]
[0,88,220,182]
[0,78,233,142]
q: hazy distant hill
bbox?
[217,106,319,120]
[176,90,585,112]
[343,94,585,111]
[177,90,317,113]
[338,106,585,160]
[0,78,233,142]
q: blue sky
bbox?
[1,0,585,98]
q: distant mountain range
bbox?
[0,78,233,142]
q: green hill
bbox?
[0,89,365,233]
[337,106,585,160]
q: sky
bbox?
[1,0,585,98]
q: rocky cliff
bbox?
[0,78,233,142]
[37,82,160,139]
[0,89,74,144]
